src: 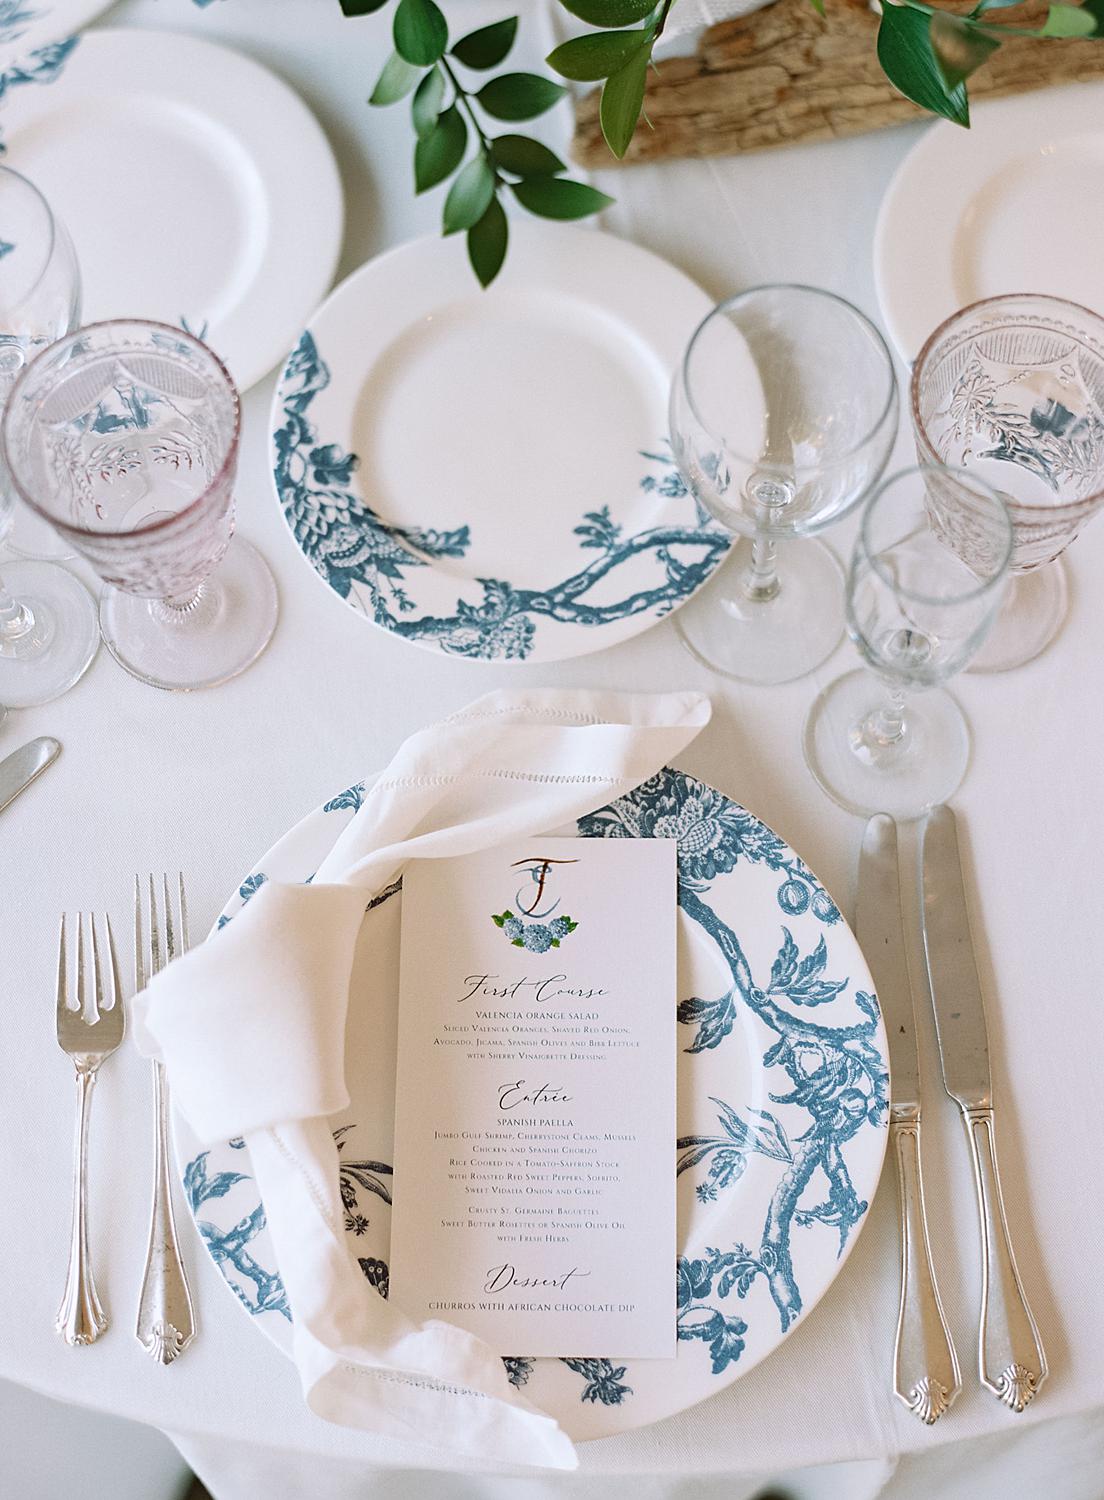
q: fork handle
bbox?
[56,1068,107,1346]
[135,1060,195,1363]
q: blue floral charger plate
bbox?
[269,223,743,665]
[175,769,889,1441]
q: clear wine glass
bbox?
[912,293,1104,673]
[0,164,98,707]
[803,464,1013,819]
[668,284,899,685]
[2,319,278,691]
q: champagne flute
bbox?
[803,465,1013,819]
[0,164,97,706]
[668,284,898,685]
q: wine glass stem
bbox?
[0,569,36,647]
[869,688,907,746]
[741,534,780,603]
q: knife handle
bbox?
[962,1105,1047,1411]
[891,1109,961,1423]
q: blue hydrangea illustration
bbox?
[492,909,578,950]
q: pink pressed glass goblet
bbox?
[2,319,278,690]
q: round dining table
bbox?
[3,1,1103,1497]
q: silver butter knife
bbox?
[0,736,59,814]
[858,814,960,1425]
[920,804,1046,1413]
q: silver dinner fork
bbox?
[55,912,125,1345]
[134,874,196,1364]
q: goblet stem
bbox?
[740,533,780,603]
[849,683,910,766]
[0,570,38,651]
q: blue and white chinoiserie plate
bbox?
[269,224,757,664]
[0,28,342,392]
[0,0,109,73]
[176,770,889,1440]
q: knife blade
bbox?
[0,736,60,814]
[919,804,1047,1413]
[857,813,959,1424]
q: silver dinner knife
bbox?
[920,804,1047,1413]
[0,736,60,814]
[858,814,960,1425]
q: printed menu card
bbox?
[390,836,677,1358]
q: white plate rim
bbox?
[0,26,344,391]
[174,769,889,1442]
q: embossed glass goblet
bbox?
[669,284,898,685]
[2,319,278,691]
[912,294,1104,672]
[803,465,1012,819]
[0,164,99,706]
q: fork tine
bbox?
[76,911,86,1019]
[90,914,105,1023]
[163,874,176,965]
[56,914,68,1023]
[148,873,160,978]
[134,875,145,994]
[102,914,120,1013]
[178,873,188,952]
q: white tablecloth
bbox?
[3,1,1103,1495]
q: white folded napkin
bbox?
[134,688,711,1469]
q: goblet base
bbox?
[0,561,98,707]
[3,505,76,562]
[968,558,1068,673]
[675,537,844,685]
[803,669,970,820]
[99,537,278,692]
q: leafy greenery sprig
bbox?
[347,0,613,285]
[876,0,1103,126]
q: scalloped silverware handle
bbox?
[891,1110,961,1423]
[962,1105,1047,1411]
[56,1068,107,1345]
[135,1061,195,1363]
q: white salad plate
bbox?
[875,82,1104,363]
[176,769,888,1441]
[269,224,749,664]
[0,28,342,391]
[0,0,110,73]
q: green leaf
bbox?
[547,28,648,81]
[492,913,506,926]
[599,41,651,156]
[877,3,970,127]
[512,176,614,219]
[1083,0,1104,27]
[929,11,1000,90]
[370,51,422,106]
[1041,2,1097,33]
[393,0,448,66]
[451,17,518,69]
[443,153,496,233]
[558,0,657,25]
[468,196,509,286]
[476,72,567,120]
[341,0,388,13]
[807,0,825,14]
[414,105,467,191]
[492,133,566,175]
[412,66,445,137]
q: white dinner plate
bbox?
[269,225,744,664]
[875,82,1104,363]
[175,770,888,1442]
[0,0,110,73]
[0,28,343,391]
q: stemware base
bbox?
[675,537,844,685]
[803,669,970,819]
[3,505,77,562]
[968,558,1068,674]
[99,537,278,692]
[0,562,98,707]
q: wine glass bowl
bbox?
[911,293,1104,670]
[804,464,1012,819]
[669,284,898,684]
[2,320,278,691]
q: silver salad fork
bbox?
[55,912,125,1345]
[134,874,197,1364]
